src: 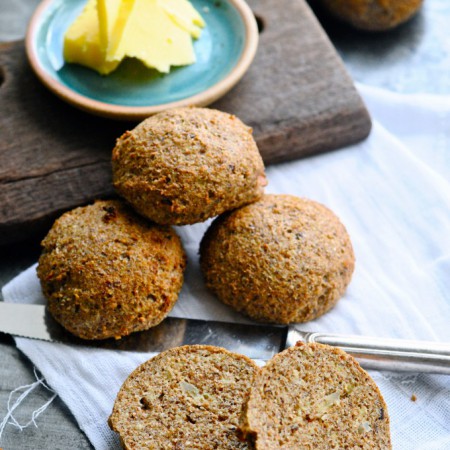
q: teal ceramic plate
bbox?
[26,0,258,120]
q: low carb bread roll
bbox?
[200,194,355,324]
[109,345,259,449]
[243,342,392,449]
[319,0,423,31]
[37,199,186,340]
[112,107,267,225]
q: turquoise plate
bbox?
[26,0,258,120]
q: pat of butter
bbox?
[162,0,205,39]
[104,0,204,73]
[97,0,120,50]
[64,0,205,75]
[63,0,119,75]
[97,0,135,50]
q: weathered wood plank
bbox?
[0,0,371,246]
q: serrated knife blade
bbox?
[1,302,450,374]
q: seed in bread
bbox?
[109,345,259,449]
[37,199,186,340]
[319,0,423,31]
[200,194,355,324]
[112,106,267,225]
[243,342,392,449]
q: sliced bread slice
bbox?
[243,342,391,449]
[109,345,259,449]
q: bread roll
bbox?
[200,194,355,324]
[37,199,186,340]
[319,0,423,31]
[112,107,267,225]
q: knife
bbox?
[1,302,450,375]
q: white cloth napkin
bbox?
[3,83,450,449]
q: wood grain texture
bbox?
[0,0,371,246]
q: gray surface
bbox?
[1,0,450,448]
[0,241,93,450]
[309,0,450,95]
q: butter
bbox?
[97,0,120,49]
[63,0,119,75]
[105,0,199,73]
[63,0,205,75]
[162,0,205,39]
[97,0,135,50]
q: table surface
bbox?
[1,1,449,448]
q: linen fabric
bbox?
[3,84,450,449]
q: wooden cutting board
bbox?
[0,0,371,246]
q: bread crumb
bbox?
[411,394,417,402]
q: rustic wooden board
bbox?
[0,0,371,246]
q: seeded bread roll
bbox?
[243,342,391,449]
[112,107,267,225]
[200,194,355,324]
[319,0,423,31]
[37,199,186,340]
[109,345,259,449]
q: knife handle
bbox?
[287,325,450,375]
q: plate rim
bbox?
[25,0,259,120]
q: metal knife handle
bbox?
[287,325,450,375]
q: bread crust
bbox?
[200,194,355,324]
[320,0,423,31]
[37,199,186,340]
[112,107,267,225]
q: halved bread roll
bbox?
[109,345,259,449]
[243,342,391,449]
